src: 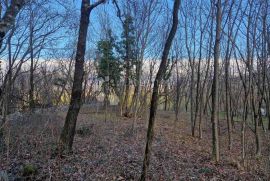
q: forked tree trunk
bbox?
[140,0,180,180]
[58,0,105,154]
[194,16,204,137]
[199,6,214,138]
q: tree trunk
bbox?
[211,0,221,162]
[29,8,35,110]
[58,0,105,153]
[140,0,180,180]
[164,83,168,111]
[123,59,130,116]
[0,0,28,49]
[224,18,232,150]
[123,20,131,117]
[175,62,181,121]
[194,20,203,138]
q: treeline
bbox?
[0,0,269,180]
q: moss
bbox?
[22,164,37,176]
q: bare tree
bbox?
[58,0,106,154]
[140,0,180,180]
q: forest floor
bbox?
[0,105,270,180]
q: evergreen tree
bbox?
[96,29,122,103]
[117,15,137,116]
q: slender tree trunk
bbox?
[190,63,195,136]
[131,57,142,112]
[241,98,247,160]
[266,78,270,130]
[164,83,168,111]
[200,8,214,137]
[29,9,35,110]
[184,12,195,136]
[123,19,131,117]
[140,0,180,180]
[131,60,142,133]
[252,90,261,156]
[194,22,203,138]
[198,98,203,139]
[211,0,221,162]
[225,61,232,150]
[1,29,14,125]
[175,62,181,121]
[225,22,232,150]
[123,59,130,116]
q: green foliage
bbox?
[117,15,138,80]
[22,164,38,176]
[96,29,122,95]
[198,167,214,175]
[96,15,138,96]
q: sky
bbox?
[0,0,186,63]
[51,0,123,57]
[0,0,269,66]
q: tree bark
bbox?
[224,14,232,150]
[58,0,105,153]
[0,0,28,49]
[140,0,180,180]
[29,8,35,110]
[175,61,181,121]
[211,0,221,162]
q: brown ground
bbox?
[0,105,269,180]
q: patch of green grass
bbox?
[261,117,269,127]
[232,116,242,122]
[218,111,226,119]
[198,167,214,175]
[22,164,37,176]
